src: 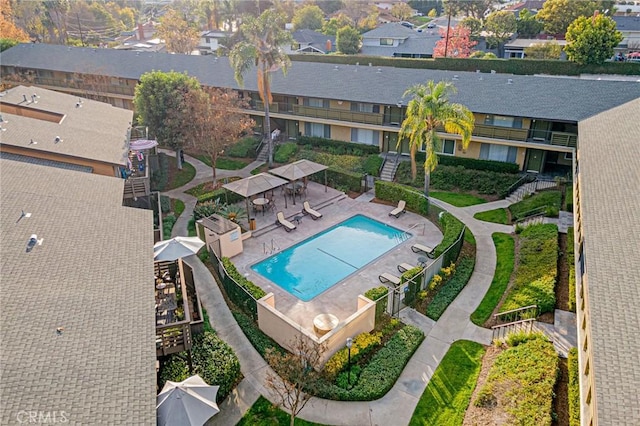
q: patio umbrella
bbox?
[154,236,205,261]
[129,139,158,150]
[223,173,288,221]
[269,159,328,205]
[157,375,219,426]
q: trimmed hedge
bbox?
[434,212,465,259]
[314,325,424,401]
[324,331,382,380]
[363,154,384,176]
[435,154,519,174]
[426,256,475,320]
[567,227,576,312]
[297,135,380,155]
[273,142,298,163]
[162,214,176,238]
[568,347,580,426]
[375,180,429,215]
[509,191,562,221]
[197,188,245,204]
[221,257,266,300]
[474,334,558,425]
[290,53,640,76]
[501,224,558,314]
[159,330,241,402]
[232,310,284,357]
[364,286,389,322]
[226,136,260,158]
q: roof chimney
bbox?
[326,39,332,52]
[137,22,145,40]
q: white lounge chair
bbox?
[275,211,296,232]
[389,200,406,218]
[302,201,322,220]
[411,243,436,259]
[397,263,417,273]
[379,272,401,286]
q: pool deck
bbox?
[230,181,443,334]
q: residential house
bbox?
[198,30,230,55]
[285,29,336,54]
[361,23,440,58]
[1,42,639,426]
[613,16,640,53]
[0,159,156,425]
[503,38,567,59]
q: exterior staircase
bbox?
[506,178,559,203]
[380,155,400,182]
[256,140,270,162]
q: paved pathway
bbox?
[160,156,573,425]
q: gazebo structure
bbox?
[222,172,288,227]
[269,159,328,206]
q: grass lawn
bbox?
[430,191,487,207]
[409,340,485,426]
[470,233,515,326]
[172,199,185,217]
[166,161,196,190]
[194,154,248,170]
[237,396,327,426]
[188,217,196,237]
[473,208,509,225]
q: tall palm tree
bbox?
[229,9,292,168]
[398,80,474,197]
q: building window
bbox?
[380,38,394,46]
[484,115,523,128]
[350,128,379,145]
[438,139,456,155]
[303,98,329,108]
[351,103,380,113]
[564,152,574,161]
[479,143,518,163]
[584,359,590,375]
[305,122,330,138]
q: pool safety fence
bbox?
[209,248,260,320]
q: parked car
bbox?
[400,21,415,29]
[427,22,437,29]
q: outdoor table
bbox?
[417,256,428,267]
[313,313,339,336]
[252,198,270,215]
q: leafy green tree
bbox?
[428,8,437,18]
[524,42,563,59]
[398,81,474,196]
[535,0,599,35]
[517,9,543,38]
[322,13,353,36]
[408,0,442,16]
[391,2,414,21]
[229,9,292,167]
[565,14,622,65]
[316,0,344,15]
[336,25,361,54]
[460,16,483,41]
[292,4,324,31]
[458,0,493,20]
[134,71,200,168]
[485,10,517,54]
[156,9,200,54]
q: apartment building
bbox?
[1,43,639,425]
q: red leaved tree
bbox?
[433,26,477,58]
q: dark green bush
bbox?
[160,195,171,213]
[568,347,580,426]
[363,154,384,176]
[374,180,429,215]
[273,142,298,163]
[509,191,562,221]
[221,257,266,300]
[151,153,169,191]
[567,227,576,312]
[226,136,259,158]
[501,224,558,314]
[434,213,465,259]
[159,330,241,402]
[364,286,389,322]
[232,311,284,357]
[297,136,380,155]
[426,256,475,320]
[435,155,519,174]
[194,200,221,220]
[163,214,176,238]
[309,166,362,193]
[314,325,424,400]
[197,188,245,204]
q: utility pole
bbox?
[444,2,453,58]
[76,13,85,47]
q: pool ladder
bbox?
[263,238,280,254]
[396,222,426,243]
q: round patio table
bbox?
[313,313,339,336]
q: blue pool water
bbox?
[251,214,409,301]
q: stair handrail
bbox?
[378,155,387,176]
[493,304,539,323]
[491,316,536,330]
[513,206,548,224]
[505,173,536,198]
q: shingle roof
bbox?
[0,84,132,166]
[2,43,640,122]
[362,23,416,39]
[577,98,640,425]
[361,35,439,57]
[0,159,156,425]
[292,29,335,51]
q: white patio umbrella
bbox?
[157,375,220,426]
[129,139,158,150]
[153,236,205,261]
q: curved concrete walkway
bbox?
[161,153,514,425]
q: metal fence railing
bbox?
[209,248,260,319]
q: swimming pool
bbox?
[251,214,409,301]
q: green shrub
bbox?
[324,331,382,379]
[151,153,169,191]
[509,191,562,221]
[194,199,222,220]
[160,195,171,213]
[363,154,384,176]
[435,154,520,173]
[314,325,424,401]
[174,199,185,216]
[434,213,465,259]
[505,330,545,347]
[568,347,580,426]
[297,136,380,155]
[226,136,260,158]
[197,188,245,204]
[232,311,284,357]
[364,286,389,321]
[336,365,362,389]
[501,224,558,314]
[567,227,576,312]
[374,180,429,215]
[159,330,241,402]
[426,256,475,320]
[273,142,298,163]
[475,335,558,425]
[221,257,266,300]
[163,214,176,238]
